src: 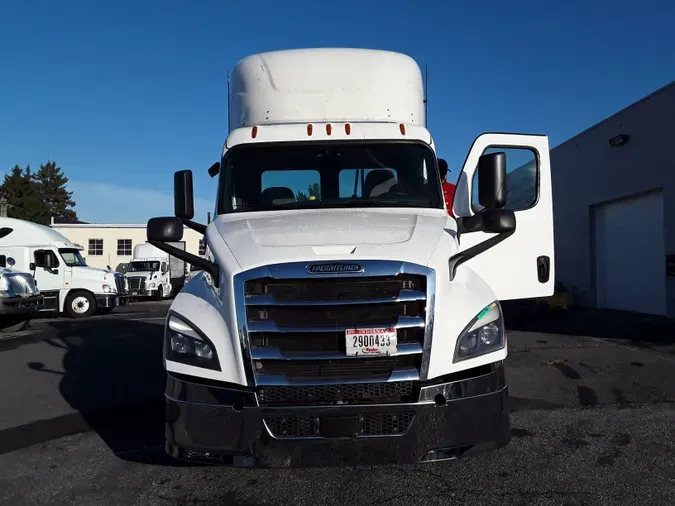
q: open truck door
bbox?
[452,133,555,301]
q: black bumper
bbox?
[165,364,511,468]
[95,294,118,308]
[0,294,44,315]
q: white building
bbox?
[551,81,675,317]
[50,218,205,271]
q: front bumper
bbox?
[0,294,44,315]
[165,363,510,468]
[130,289,157,297]
[95,294,118,308]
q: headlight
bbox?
[453,301,505,362]
[101,284,115,293]
[165,314,220,370]
[147,282,156,289]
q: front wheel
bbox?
[65,291,96,318]
[155,286,163,301]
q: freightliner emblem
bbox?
[306,263,364,274]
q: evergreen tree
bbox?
[0,165,45,221]
[296,183,321,201]
[33,160,78,224]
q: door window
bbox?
[34,249,60,269]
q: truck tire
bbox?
[156,285,163,301]
[65,291,96,318]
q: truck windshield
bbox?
[218,141,444,214]
[59,249,87,267]
[129,261,160,272]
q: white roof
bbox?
[229,48,426,129]
[0,217,81,248]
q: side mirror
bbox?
[208,162,220,178]
[147,217,184,242]
[174,170,195,220]
[481,209,515,234]
[146,217,220,288]
[477,152,507,210]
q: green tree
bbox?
[0,165,45,221]
[32,160,78,225]
[296,183,321,201]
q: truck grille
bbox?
[235,261,435,398]
[258,381,415,406]
[5,272,39,296]
[114,274,128,295]
[128,277,146,292]
[264,412,415,438]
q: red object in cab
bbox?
[442,181,456,215]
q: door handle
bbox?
[536,256,550,283]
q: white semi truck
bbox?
[147,48,555,467]
[126,242,186,300]
[0,217,122,317]
[0,253,43,331]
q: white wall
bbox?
[50,224,204,270]
[550,81,675,316]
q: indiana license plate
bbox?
[345,328,397,357]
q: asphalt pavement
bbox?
[0,302,674,505]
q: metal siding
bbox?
[550,82,675,316]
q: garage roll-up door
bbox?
[594,191,666,315]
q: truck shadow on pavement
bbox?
[503,302,675,350]
[17,317,187,466]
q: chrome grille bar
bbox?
[245,290,426,306]
[251,342,423,361]
[247,316,425,334]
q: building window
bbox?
[88,239,103,256]
[199,239,206,256]
[117,239,132,256]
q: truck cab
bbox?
[0,217,121,318]
[126,242,186,300]
[148,48,555,467]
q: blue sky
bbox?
[1,0,673,223]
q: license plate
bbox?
[131,291,138,296]
[345,328,397,357]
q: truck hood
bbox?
[213,208,452,271]
[125,271,154,280]
[72,266,115,282]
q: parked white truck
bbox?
[126,242,186,300]
[147,48,555,467]
[0,251,43,331]
[0,217,122,317]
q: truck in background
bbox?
[147,48,555,467]
[0,217,121,318]
[126,242,186,300]
[0,253,44,331]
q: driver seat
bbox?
[260,186,296,206]
[363,170,397,197]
